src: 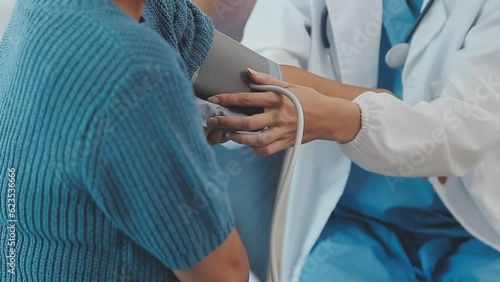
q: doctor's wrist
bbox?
[322,98,361,143]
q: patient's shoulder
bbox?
[91,12,189,77]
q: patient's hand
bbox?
[203,128,229,145]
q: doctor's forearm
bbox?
[281,65,392,101]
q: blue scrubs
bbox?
[300,1,500,281]
[213,145,285,281]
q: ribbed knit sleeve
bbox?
[86,56,234,270]
[143,0,214,77]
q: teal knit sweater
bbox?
[0,0,234,281]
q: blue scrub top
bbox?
[336,0,468,237]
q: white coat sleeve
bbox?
[341,3,500,178]
[241,0,311,67]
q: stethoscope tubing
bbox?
[321,0,437,51]
[403,0,436,43]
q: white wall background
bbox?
[0,0,16,39]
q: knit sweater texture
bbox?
[0,0,233,281]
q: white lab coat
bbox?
[243,0,500,281]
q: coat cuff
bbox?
[340,92,374,151]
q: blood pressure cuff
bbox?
[193,30,283,122]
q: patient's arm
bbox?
[174,229,249,282]
[281,65,393,101]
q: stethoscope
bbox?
[321,0,437,69]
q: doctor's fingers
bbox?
[251,139,292,156]
[226,128,286,149]
[208,91,282,108]
[209,113,273,132]
[247,68,293,89]
[206,129,229,145]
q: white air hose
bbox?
[249,84,305,282]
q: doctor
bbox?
[209,0,500,281]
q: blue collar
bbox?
[382,0,422,45]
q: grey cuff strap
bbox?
[192,30,282,116]
[267,59,283,80]
[192,58,282,83]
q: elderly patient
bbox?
[0,0,248,281]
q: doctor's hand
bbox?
[203,127,229,145]
[207,69,362,155]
